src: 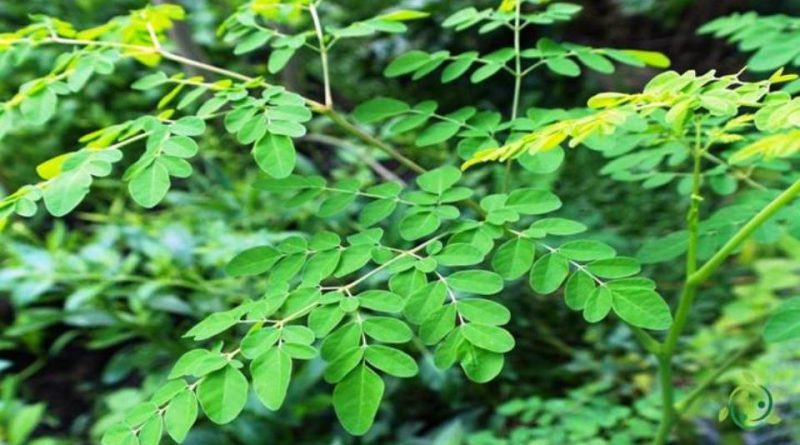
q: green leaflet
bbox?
[225,246,282,277]
[253,133,296,178]
[129,160,171,208]
[461,323,515,353]
[184,311,240,341]
[43,169,93,216]
[363,317,413,343]
[436,243,485,266]
[164,390,198,443]
[197,365,249,424]
[324,347,364,383]
[419,304,457,345]
[458,341,504,383]
[529,253,570,294]
[558,240,616,261]
[333,365,385,436]
[586,257,641,279]
[416,166,461,194]
[583,286,612,323]
[609,286,672,330]
[354,97,410,123]
[404,281,448,324]
[447,270,504,295]
[457,299,511,325]
[492,238,536,279]
[364,345,419,378]
[138,415,163,445]
[251,347,293,410]
[564,271,596,310]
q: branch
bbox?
[26,34,425,177]
[308,2,333,108]
[688,178,800,286]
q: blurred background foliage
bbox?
[2,0,800,444]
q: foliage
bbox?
[2,1,800,444]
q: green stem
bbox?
[652,148,800,444]
[689,177,800,286]
[511,0,522,120]
[504,0,523,194]
[308,2,332,108]
[653,123,704,445]
[654,355,676,443]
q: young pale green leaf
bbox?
[447,270,504,295]
[365,345,419,378]
[333,365,385,436]
[529,253,570,294]
[621,50,671,68]
[251,347,293,410]
[164,390,198,444]
[197,365,248,424]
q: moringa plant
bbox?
[1,1,798,444]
